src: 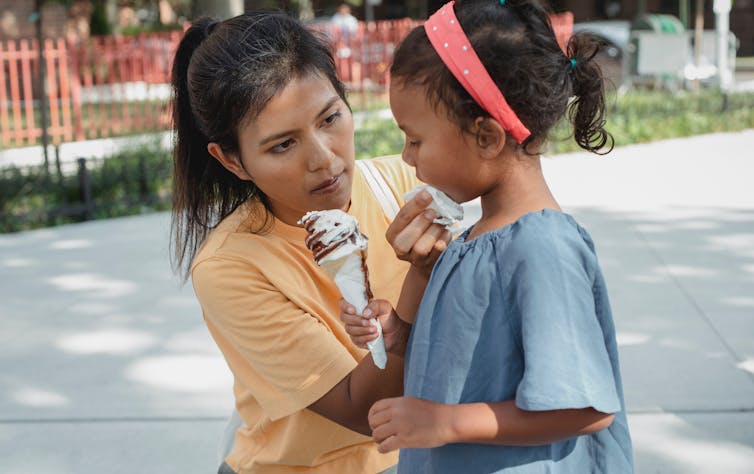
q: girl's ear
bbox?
[473,117,506,159]
[207,143,252,181]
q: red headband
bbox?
[424,1,531,144]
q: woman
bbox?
[169,11,448,474]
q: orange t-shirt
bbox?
[192,156,419,473]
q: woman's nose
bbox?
[307,133,336,171]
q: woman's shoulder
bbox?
[363,154,421,196]
[190,202,285,273]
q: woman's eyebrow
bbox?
[258,96,341,147]
[317,96,340,118]
[259,130,296,147]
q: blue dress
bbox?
[399,210,633,474]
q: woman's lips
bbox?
[312,174,342,194]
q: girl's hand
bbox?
[387,190,451,277]
[368,397,454,453]
[339,299,410,355]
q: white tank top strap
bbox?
[355,159,400,221]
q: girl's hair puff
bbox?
[390,0,613,155]
[170,11,347,280]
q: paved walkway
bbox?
[1,130,753,473]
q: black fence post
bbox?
[77,158,94,220]
[138,152,148,201]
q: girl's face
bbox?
[214,73,355,226]
[389,81,488,204]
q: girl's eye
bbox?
[407,138,420,147]
[323,111,342,126]
[271,138,295,153]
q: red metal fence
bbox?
[0,32,182,148]
[0,15,572,149]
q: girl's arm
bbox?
[395,265,429,323]
[369,397,615,453]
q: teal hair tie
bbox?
[499,0,505,5]
[570,58,577,70]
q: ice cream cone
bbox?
[299,210,387,369]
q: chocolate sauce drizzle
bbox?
[302,213,373,299]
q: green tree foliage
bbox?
[90,0,113,35]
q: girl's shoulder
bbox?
[505,209,599,275]
[456,209,597,269]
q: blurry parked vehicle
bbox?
[572,20,630,91]
[574,15,738,92]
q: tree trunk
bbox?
[693,0,704,92]
[297,0,314,21]
[192,0,244,20]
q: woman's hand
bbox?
[387,190,452,277]
[368,397,454,453]
[340,299,411,356]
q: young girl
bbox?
[341,0,633,472]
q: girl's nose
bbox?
[401,144,415,167]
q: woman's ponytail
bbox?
[566,32,614,154]
[170,18,239,281]
[171,18,217,156]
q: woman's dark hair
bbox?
[390,0,612,155]
[170,11,347,280]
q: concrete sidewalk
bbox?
[1,130,753,473]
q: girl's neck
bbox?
[468,154,560,241]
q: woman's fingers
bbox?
[341,299,393,347]
[339,299,356,316]
[363,299,393,320]
[340,299,378,348]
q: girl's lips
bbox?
[312,174,342,194]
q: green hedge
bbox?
[548,90,754,154]
[0,145,171,233]
[2,90,753,233]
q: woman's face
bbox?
[226,73,355,226]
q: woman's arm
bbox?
[308,300,412,435]
[368,397,615,453]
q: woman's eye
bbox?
[323,111,342,126]
[406,138,420,147]
[271,138,295,153]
